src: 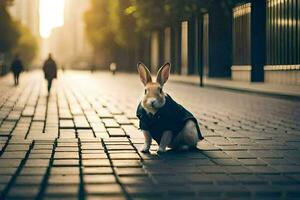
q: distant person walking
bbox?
[11,54,24,86]
[110,62,117,75]
[43,53,57,93]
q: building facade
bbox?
[9,0,40,37]
[148,0,299,85]
[42,0,92,69]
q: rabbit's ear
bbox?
[156,63,171,86]
[137,62,152,86]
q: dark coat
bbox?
[43,58,57,80]
[136,94,204,144]
[11,59,23,75]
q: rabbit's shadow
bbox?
[140,147,207,160]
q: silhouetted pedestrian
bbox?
[110,62,117,75]
[43,53,57,93]
[11,54,24,86]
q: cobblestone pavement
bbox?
[0,71,299,200]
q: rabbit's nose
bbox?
[147,98,156,105]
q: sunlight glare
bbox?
[39,0,65,38]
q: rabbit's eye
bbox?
[159,88,162,93]
[144,89,147,94]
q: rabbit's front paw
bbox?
[140,144,150,153]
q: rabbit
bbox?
[136,62,204,154]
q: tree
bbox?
[84,0,139,68]
[109,0,137,49]
[0,1,20,53]
[126,0,212,31]
[84,0,117,68]
[0,0,38,72]
[125,0,167,32]
[15,21,38,67]
[84,0,112,48]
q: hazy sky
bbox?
[39,0,65,38]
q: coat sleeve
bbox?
[136,104,149,131]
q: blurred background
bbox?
[0,0,299,85]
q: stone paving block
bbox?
[224,150,257,159]
[56,142,78,147]
[84,174,116,184]
[55,147,78,152]
[224,166,252,174]
[53,159,80,167]
[0,168,17,175]
[77,130,94,138]
[119,176,153,185]
[271,165,300,173]
[114,115,132,125]
[125,185,164,197]
[211,158,242,166]
[30,149,53,154]
[115,167,146,176]
[15,175,44,185]
[24,159,50,168]
[51,167,80,175]
[81,149,105,154]
[112,160,142,167]
[46,185,79,196]
[0,184,5,193]
[85,184,123,195]
[103,137,130,143]
[237,158,267,166]
[286,174,300,182]
[94,131,109,138]
[153,175,189,185]
[97,109,113,118]
[198,166,227,173]
[86,195,126,200]
[82,153,107,159]
[201,150,231,159]
[81,143,103,150]
[102,119,120,128]
[7,185,40,198]
[44,197,78,200]
[48,175,80,184]
[107,128,126,137]
[184,175,215,185]
[166,187,196,198]
[33,144,54,150]
[109,153,140,160]
[59,130,76,138]
[249,150,283,158]
[230,174,265,184]
[21,167,47,175]
[0,159,22,167]
[263,158,295,165]
[5,144,30,151]
[60,120,75,128]
[82,167,113,174]
[54,152,79,159]
[1,151,27,159]
[109,150,136,154]
[82,159,111,167]
[106,144,135,151]
[0,175,12,184]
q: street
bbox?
[0,70,299,200]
